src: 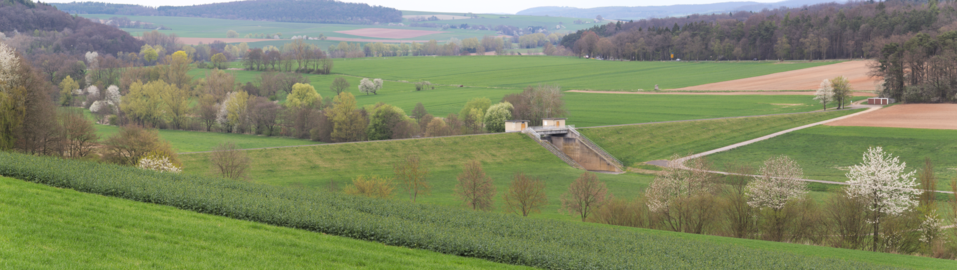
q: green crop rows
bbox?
[0,152,901,269]
[0,176,527,269]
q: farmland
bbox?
[94,124,319,153]
[0,176,526,269]
[2,153,947,269]
[706,125,957,191]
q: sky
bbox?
[44,0,787,14]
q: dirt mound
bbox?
[674,61,880,91]
[825,104,957,130]
[335,28,445,39]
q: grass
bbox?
[331,56,840,90]
[0,176,527,269]
[578,109,862,166]
[95,124,319,153]
[707,125,957,191]
[180,133,654,222]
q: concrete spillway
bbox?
[523,126,623,173]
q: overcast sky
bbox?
[44,0,787,14]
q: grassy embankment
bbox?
[0,176,526,269]
[707,125,957,191]
[180,110,862,222]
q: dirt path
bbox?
[567,90,875,96]
[673,61,880,91]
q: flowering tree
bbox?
[645,155,720,233]
[137,153,182,173]
[845,146,919,251]
[85,85,99,96]
[813,79,833,110]
[358,78,380,95]
[0,42,19,91]
[746,155,807,241]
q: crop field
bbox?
[331,56,840,90]
[0,176,524,269]
[4,153,950,269]
[579,109,861,167]
[401,11,603,32]
[180,133,653,221]
[706,126,957,191]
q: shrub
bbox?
[344,175,394,199]
[0,152,895,269]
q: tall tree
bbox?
[845,146,920,252]
[394,155,430,203]
[455,160,496,211]
[504,173,548,217]
[561,172,609,221]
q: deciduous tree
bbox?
[209,141,251,180]
[831,76,851,109]
[813,79,833,110]
[394,155,430,202]
[484,102,513,132]
[845,146,920,251]
[504,173,548,217]
[344,175,394,199]
[456,160,496,211]
[102,125,178,166]
[746,155,807,242]
[561,172,610,221]
[58,76,79,106]
[646,155,720,233]
[59,110,98,158]
[326,92,367,142]
[286,83,321,109]
[330,76,349,95]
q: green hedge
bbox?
[0,152,894,269]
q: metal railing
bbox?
[568,127,624,171]
[523,129,585,170]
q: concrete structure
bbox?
[867,97,893,105]
[505,120,529,132]
[542,118,566,128]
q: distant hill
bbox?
[517,0,846,20]
[51,0,403,24]
[0,0,142,55]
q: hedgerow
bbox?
[0,152,896,269]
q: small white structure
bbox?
[505,120,529,132]
[867,97,894,105]
[542,118,566,128]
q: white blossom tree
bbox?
[845,146,919,251]
[106,85,122,113]
[216,92,235,131]
[747,155,807,210]
[645,155,720,233]
[746,155,807,241]
[85,51,98,86]
[137,154,182,173]
[85,85,99,96]
[0,42,18,92]
[813,78,833,110]
[358,78,377,95]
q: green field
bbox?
[707,125,957,191]
[180,133,654,222]
[579,109,862,166]
[331,56,839,90]
[0,176,525,269]
[89,119,318,153]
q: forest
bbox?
[0,0,143,56]
[51,0,403,24]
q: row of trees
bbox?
[874,31,957,103]
[53,0,403,24]
[560,1,953,61]
[581,149,957,257]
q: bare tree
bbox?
[561,172,610,221]
[455,160,496,211]
[198,94,218,131]
[209,141,251,180]
[60,110,98,158]
[723,163,756,239]
[394,155,430,203]
[503,173,548,217]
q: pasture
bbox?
[94,124,319,153]
[0,176,523,269]
[706,126,957,191]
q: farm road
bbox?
[667,105,955,194]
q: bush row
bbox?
[0,152,896,269]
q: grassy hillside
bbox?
[0,176,526,269]
[93,124,319,153]
[579,109,861,166]
[707,125,957,191]
[180,133,654,221]
[331,56,839,90]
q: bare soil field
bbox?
[674,61,880,91]
[567,90,874,96]
[176,37,271,45]
[335,28,445,39]
[826,104,957,130]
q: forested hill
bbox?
[0,0,142,55]
[51,0,403,24]
[517,0,841,20]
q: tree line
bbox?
[52,0,403,25]
[557,1,950,61]
[0,0,143,57]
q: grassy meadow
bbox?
[0,176,526,269]
[579,109,862,166]
[93,124,319,153]
[707,125,957,191]
[180,133,655,222]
